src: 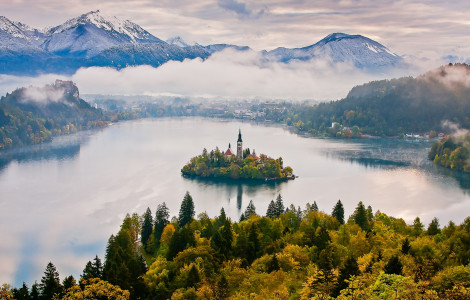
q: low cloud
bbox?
[442,120,469,139]
[0,49,437,102]
[21,85,65,104]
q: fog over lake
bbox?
[1,117,470,286]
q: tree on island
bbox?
[179,192,195,228]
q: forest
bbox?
[428,134,470,172]
[181,148,294,180]
[259,63,470,137]
[3,192,470,299]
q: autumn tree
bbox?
[332,199,345,224]
[61,278,130,299]
[179,192,195,228]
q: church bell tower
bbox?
[237,129,243,159]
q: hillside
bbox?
[0,80,105,149]
[6,193,470,299]
[279,64,470,137]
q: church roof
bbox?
[237,129,242,142]
[225,147,234,156]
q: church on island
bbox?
[223,130,259,160]
[181,129,293,180]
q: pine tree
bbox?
[39,262,62,300]
[12,282,30,300]
[62,275,76,291]
[334,256,360,297]
[82,255,103,280]
[220,220,233,257]
[186,265,200,288]
[247,224,260,263]
[268,254,280,272]
[214,207,227,229]
[384,255,403,275]
[412,217,424,236]
[154,202,170,244]
[141,207,153,247]
[401,238,411,254]
[216,275,228,299]
[315,226,331,251]
[427,217,441,235]
[179,191,195,228]
[366,205,373,222]
[312,201,319,212]
[274,194,285,217]
[244,200,257,219]
[353,201,369,231]
[332,200,345,224]
[30,282,39,300]
[266,200,276,218]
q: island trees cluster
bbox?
[428,134,470,172]
[181,148,294,180]
[5,192,470,299]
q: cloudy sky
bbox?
[1,0,469,100]
[3,0,470,58]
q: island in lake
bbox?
[181,130,295,181]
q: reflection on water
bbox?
[182,177,287,212]
[1,118,470,287]
[0,131,92,172]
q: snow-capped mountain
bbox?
[43,10,164,57]
[266,33,402,70]
[0,16,46,51]
[0,12,404,75]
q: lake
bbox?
[1,117,470,286]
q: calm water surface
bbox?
[1,118,470,285]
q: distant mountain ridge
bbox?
[0,11,402,75]
[265,33,402,70]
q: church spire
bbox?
[237,129,243,159]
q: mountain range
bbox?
[0,10,403,75]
